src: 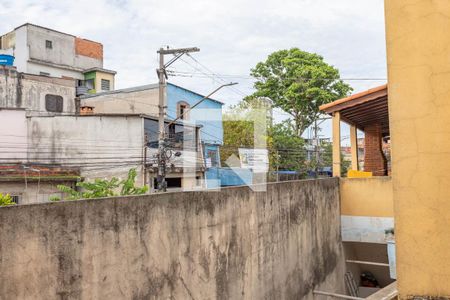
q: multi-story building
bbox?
[80,82,224,188]
[0,65,76,114]
[0,108,204,203]
[0,23,116,95]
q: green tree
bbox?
[0,193,16,206]
[321,143,351,177]
[271,121,306,173]
[221,100,273,167]
[57,168,148,201]
[249,48,352,136]
[222,99,309,174]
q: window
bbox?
[45,94,64,112]
[10,195,20,204]
[85,79,95,90]
[166,177,182,188]
[196,176,202,187]
[101,79,110,91]
[45,40,52,49]
[153,177,182,189]
[207,149,219,167]
[144,119,197,150]
[177,101,190,120]
[40,72,50,76]
[179,104,187,119]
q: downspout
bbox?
[74,97,80,115]
[16,72,23,108]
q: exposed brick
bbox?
[364,123,387,176]
[75,37,103,60]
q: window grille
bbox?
[101,79,110,91]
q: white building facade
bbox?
[0,23,115,94]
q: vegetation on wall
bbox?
[0,193,16,206]
[56,168,148,201]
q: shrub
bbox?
[57,168,148,201]
[0,193,16,206]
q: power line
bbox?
[167,69,387,81]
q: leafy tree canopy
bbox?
[221,100,273,167]
[271,121,306,172]
[248,48,352,136]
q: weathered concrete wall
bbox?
[0,67,76,113]
[81,85,160,116]
[27,115,144,184]
[27,24,102,73]
[21,74,76,114]
[0,179,345,299]
[0,181,75,204]
[0,67,18,108]
[0,109,27,163]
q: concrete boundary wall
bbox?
[0,179,344,299]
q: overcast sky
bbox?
[0,0,387,139]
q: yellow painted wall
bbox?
[385,0,450,297]
[95,71,115,92]
[340,177,393,217]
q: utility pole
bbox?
[156,47,200,192]
[314,119,319,178]
[311,116,331,178]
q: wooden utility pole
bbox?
[156,47,200,191]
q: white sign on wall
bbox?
[238,148,269,172]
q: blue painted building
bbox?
[80,82,225,188]
[166,83,224,188]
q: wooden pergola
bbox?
[320,84,389,177]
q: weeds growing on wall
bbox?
[0,193,16,206]
[56,168,148,201]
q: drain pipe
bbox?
[75,97,80,115]
[313,290,364,300]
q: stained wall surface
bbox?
[0,67,76,114]
[385,0,450,297]
[0,179,345,299]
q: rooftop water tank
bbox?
[0,55,14,66]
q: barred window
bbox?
[101,79,110,91]
[10,195,20,204]
[45,94,63,112]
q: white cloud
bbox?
[0,0,387,108]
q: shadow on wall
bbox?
[0,178,345,299]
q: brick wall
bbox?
[75,37,103,60]
[364,123,387,176]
